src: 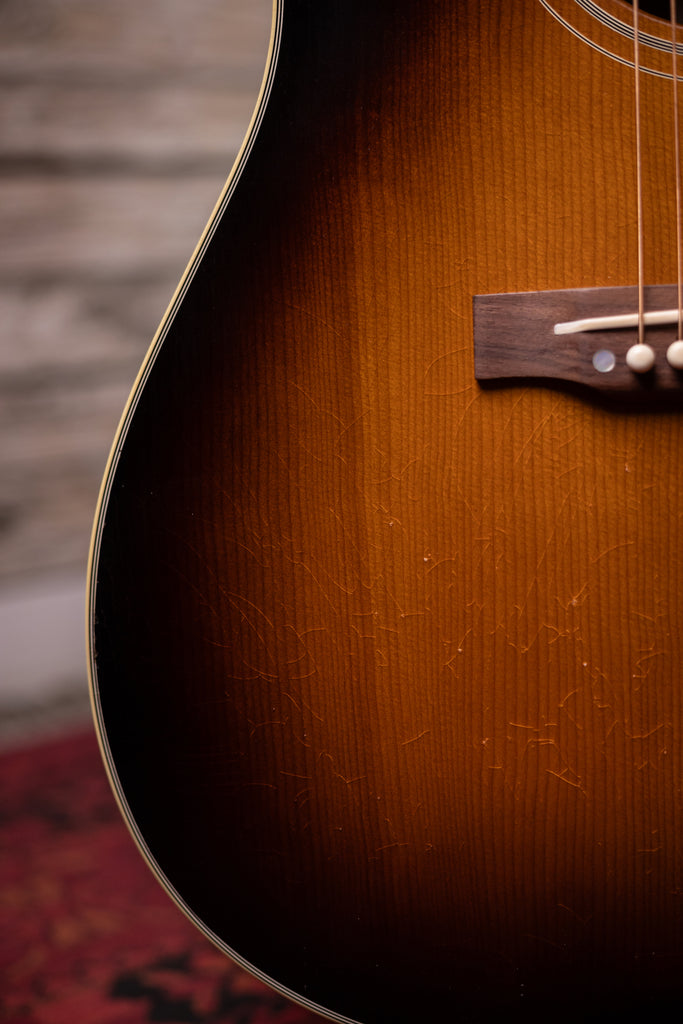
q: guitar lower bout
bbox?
[88,2,683,1020]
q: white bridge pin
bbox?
[667,340,683,370]
[625,343,656,374]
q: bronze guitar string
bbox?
[670,0,683,339]
[634,0,646,344]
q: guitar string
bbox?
[671,0,683,340]
[634,0,646,346]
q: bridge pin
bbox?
[666,340,683,370]
[625,343,656,374]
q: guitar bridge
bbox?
[473,284,683,394]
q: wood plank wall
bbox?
[1,0,271,585]
[0,0,271,730]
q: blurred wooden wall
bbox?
[0,0,272,725]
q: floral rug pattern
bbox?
[0,729,317,1024]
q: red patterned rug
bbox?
[0,728,318,1024]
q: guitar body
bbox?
[89,1,683,1019]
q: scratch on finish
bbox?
[501,392,530,432]
[557,584,589,611]
[632,610,663,624]
[284,300,348,340]
[308,552,359,596]
[317,751,367,786]
[402,730,430,747]
[450,394,482,434]
[443,627,473,660]
[604,720,618,741]
[515,621,579,655]
[289,374,344,417]
[425,555,460,576]
[239,662,280,681]
[248,719,286,738]
[546,768,586,795]
[287,669,318,682]
[282,690,325,724]
[373,503,404,532]
[327,507,368,561]
[557,904,592,925]
[351,624,377,640]
[423,347,472,397]
[623,722,665,741]
[557,464,583,480]
[335,409,370,445]
[513,492,577,609]
[283,646,308,667]
[632,647,667,682]
[234,537,273,569]
[224,590,275,628]
[220,472,272,530]
[511,412,560,468]
[559,688,580,708]
[423,347,469,380]
[222,675,264,689]
[590,540,635,564]
[295,442,324,465]
[423,383,472,398]
[280,555,340,613]
[375,454,424,488]
[559,694,583,730]
[523,933,566,952]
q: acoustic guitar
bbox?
[88,1,683,1019]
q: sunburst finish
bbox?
[89,2,683,1020]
